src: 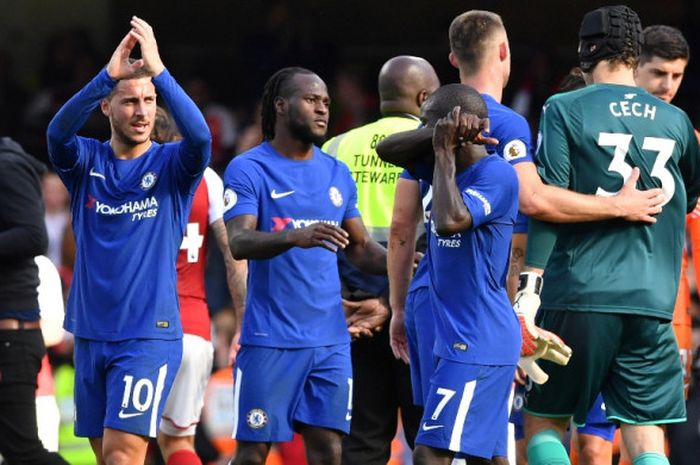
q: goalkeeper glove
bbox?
[513,272,572,384]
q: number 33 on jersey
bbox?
[533,83,700,320]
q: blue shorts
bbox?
[509,382,532,441]
[232,344,352,442]
[74,337,182,438]
[577,393,616,441]
[416,359,515,459]
[405,286,435,406]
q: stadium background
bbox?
[1,0,699,162]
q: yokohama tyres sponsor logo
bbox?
[91,196,160,222]
[271,217,340,231]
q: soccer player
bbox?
[410,84,519,465]
[381,10,666,309]
[516,6,700,465]
[151,107,247,465]
[322,55,439,464]
[223,67,387,465]
[635,24,696,397]
[46,17,211,465]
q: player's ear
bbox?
[274,96,287,115]
[448,51,459,69]
[100,98,111,117]
[499,41,508,62]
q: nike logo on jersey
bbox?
[271,189,295,199]
[118,410,144,419]
[421,423,444,431]
[89,167,106,180]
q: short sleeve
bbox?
[461,160,518,229]
[203,167,224,224]
[222,157,261,222]
[499,114,534,165]
[341,164,361,220]
[535,98,573,188]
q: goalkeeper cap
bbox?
[578,5,643,72]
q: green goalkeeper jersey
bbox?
[536,83,700,320]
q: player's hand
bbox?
[343,297,390,339]
[106,31,143,80]
[228,330,241,366]
[432,107,461,157]
[613,167,665,224]
[389,310,410,364]
[291,222,349,252]
[413,251,424,273]
[456,111,499,146]
[128,16,165,77]
[514,366,527,385]
[514,272,572,384]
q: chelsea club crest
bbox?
[140,171,157,191]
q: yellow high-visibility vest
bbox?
[323,115,420,242]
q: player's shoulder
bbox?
[223,143,271,184]
[316,145,351,169]
[202,166,222,187]
[484,94,526,123]
[483,94,531,136]
[482,153,517,177]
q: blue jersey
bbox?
[428,155,520,365]
[223,142,360,348]
[482,94,534,233]
[47,69,211,341]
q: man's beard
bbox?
[288,116,326,146]
[113,122,150,147]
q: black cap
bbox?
[578,5,642,72]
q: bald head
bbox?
[378,55,440,116]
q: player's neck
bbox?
[460,71,503,103]
[110,137,152,160]
[455,145,488,171]
[270,135,314,160]
[589,63,637,87]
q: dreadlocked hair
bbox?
[261,67,315,141]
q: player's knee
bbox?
[231,444,269,465]
[306,436,341,465]
[102,448,133,465]
[578,439,611,465]
[527,429,570,465]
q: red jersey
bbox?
[177,168,225,340]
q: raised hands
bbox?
[107,16,165,80]
[432,106,500,157]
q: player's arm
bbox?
[387,176,422,362]
[131,17,211,174]
[342,217,387,275]
[376,127,434,169]
[0,158,48,262]
[516,162,663,223]
[211,219,247,328]
[514,99,576,383]
[431,108,477,235]
[227,215,350,260]
[46,72,118,170]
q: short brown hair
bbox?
[640,25,689,65]
[449,10,504,75]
